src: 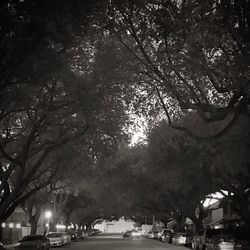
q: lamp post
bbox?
[44,211,52,233]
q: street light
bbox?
[44,211,52,233]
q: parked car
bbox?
[131,229,143,239]
[93,229,101,235]
[123,230,132,238]
[160,229,175,243]
[61,232,71,245]
[15,235,50,250]
[69,231,79,241]
[192,229,224,250]
[148,231,159,239]
[206,234,239,250]
[146,231,154,239]
[66,233,71,244]
[172,232,193,247]
[88,229,100,236]
[0,242,6,250]
[46,232,64,247]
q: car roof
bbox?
[22,235,45,241]
[24,234,44,238]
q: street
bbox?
[59,235,188,250]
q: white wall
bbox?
[94,218,135,233]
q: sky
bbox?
[128,114,147,146]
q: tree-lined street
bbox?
[1,0,249,247]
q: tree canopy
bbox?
[96,0,250,138]
[0,0,129,224]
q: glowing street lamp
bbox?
[44,211,52,232]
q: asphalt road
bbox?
[59,235,188,250]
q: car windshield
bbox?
[47,233,61,237]
[22,235,43,241]
[163,229,172,233]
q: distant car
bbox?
[206,234,240,250]
[47,232,64,247]
[152,231,159,239]
[93,229,101,235]
[15,235,50,250]
[160,229,175,243]
[123,230,132,238]
[88,229,96,236]
[146,231,154,239]
[88,229,101,236]
[70,232,78,241]
[172,232,193,247]
[131,230,143,239]
[146,230,159,239]
[75,230,88,240]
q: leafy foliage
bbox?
[0,0,129,224]
[97,0,250,137]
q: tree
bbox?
[205,116,250,225]
[146,121,215,230]
[0,0,130,231]
[22,191,48,235]
[21,185,62,235]
[145,113,250,228]
[98,0,250,138]
[63,191,92,228]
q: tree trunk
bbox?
[237,200,250,227]
[30,219,38,235]
[174,212,185,232]
[191,204,205,233]
[193,216,204,232]
[28,206,42,235]
[231,192,250,227]
[65,213,71,227]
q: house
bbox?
[1,207,30,245]
[203,197,242,229]
[1,206,47,244]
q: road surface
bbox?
[59,234,188,250]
